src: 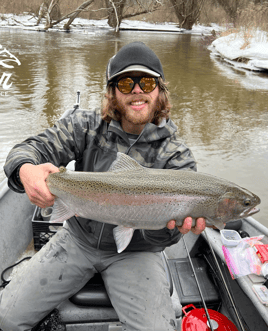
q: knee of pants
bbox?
[101,251,177,331]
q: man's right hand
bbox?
[19,163,59,209]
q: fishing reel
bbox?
[182,304,238,331]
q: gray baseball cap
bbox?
[106,42,164,83]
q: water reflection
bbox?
[0,29,267,226]
[210,54,268,91]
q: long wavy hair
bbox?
[102,77,172,126]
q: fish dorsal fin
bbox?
[108,152,145,172]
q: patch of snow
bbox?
[209,29,268,72]
[0,13,222,36]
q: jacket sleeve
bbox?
[4,110,92,193]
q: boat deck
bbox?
[203,225,268,329]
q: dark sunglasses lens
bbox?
[117,77,157,94]
[117,77,134,94]
[140,77,157,93]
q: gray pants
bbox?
[0,226,177,331]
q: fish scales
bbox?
[47,152,261,253]
[48,170,216,224]
[49,168,231,197]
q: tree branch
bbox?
[109,0,120,32]
[63,0,95,30]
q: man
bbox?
[1,41,205,331]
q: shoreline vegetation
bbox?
[1,1,268,32]
[0,1,268,73]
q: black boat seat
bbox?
[69,272,112,307]
[69,251,173,307]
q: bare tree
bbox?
[64,0,95,30]
[214,0,247,25]
[36,0,95,30]
[105,0,164,31]
[37,0,61,27]
[170,0,205,30]
[36,0,163,31]
[105,0,126,31]
[36,1,49,25]
[45,0,61,28]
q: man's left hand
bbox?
[167,217,206,235]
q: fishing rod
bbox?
[203,229,246,331]
[182,235,216,330]
[71,90,80,114]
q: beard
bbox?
[114,95,161,126]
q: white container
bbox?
[261,263,268,278]
[220,229,242,247]
[41,206,53,222]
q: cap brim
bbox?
[109,65,160,81]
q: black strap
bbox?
[0,257,31,288]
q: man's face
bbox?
[114,71,160,134]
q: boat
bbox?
[1,94,268,330]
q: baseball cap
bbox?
[106,42,165,83]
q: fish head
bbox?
[216,186,261,226]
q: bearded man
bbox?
[1,41,205,331]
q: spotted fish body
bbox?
[47,153,260,253]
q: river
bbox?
[0,27,268,227]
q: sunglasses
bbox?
[113,76,158,94]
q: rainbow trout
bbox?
[47,153,260,253]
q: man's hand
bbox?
[19,163,59,209]
[167,217,206,235]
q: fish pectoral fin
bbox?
[113,225,134,253]
[49,198,75,223]
[207,217,225,230]
[108,152,146,173]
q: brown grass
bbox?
[217,2,268,51]
[237,2,268,32]
[199,0,229,27]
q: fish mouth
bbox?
[240,207,260,217]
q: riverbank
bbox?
[1,13,268,74]
[209,29,268,72]
[0,13,219,35]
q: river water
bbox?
[0,28,268,227]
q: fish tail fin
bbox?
[49,198,75,223]
[113,225,134,253]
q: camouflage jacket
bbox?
[4,108,197,252]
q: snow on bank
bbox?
[0,13,220,35]
[209,30,268,72]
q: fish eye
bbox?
[244,199,251,206]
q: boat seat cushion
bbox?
[69,273,112,307]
